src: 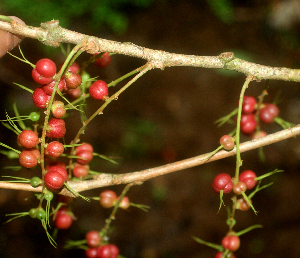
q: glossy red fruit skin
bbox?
[66,88,81,99]
[212,173,233,193]
[36,58,57,78]
[44,170,65,189]
[100,190,117,208]
[89,80,108,100]
[46,118,66,138]
[76,143,94,153]
[18,130,39,149]
[240,114,256,134]
[222,235,240,252]
[86,248,98,258]
[32,68,54,85]
[76,150,93,165]
[259,103,279,124]
[97,244,119,258]
[42,79,66,95]
[47,165,68,181]
[220,135,234,151]
[19,149,38,168]
[86,230,101,247]
[94,52,111,68]
[46,161,66,170]
[32,87,51,108]
[55,213,73,229]
[239,170,257,189]
[46,141,64,158]
[72,163,89,178]
[215,251,236,258]
[242,95,256,114]
[65,71,82,89]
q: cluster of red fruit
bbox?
[240,95,279,136]
[99,190,130,210]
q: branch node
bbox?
[219,52,235,63]
[39,20,62,47]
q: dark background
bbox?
[1,0,300,257]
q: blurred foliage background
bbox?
[1,0,300,258]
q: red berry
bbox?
[18,130,39,149]
[94,52,111,68]
[86,248,98,258]
[89,80,108,100]
[236,197,252,211]
[66,88,82,99]
[72,163,89,178]
[46,161,66,170]
[222,235,240,252]
[55,213,73,229]
[51,101,66,118]
[42,79,66,95]
[35,58,56,78]
[65,71,82,89]
[76,143,94,153]
[32,68,54,84]
[100,190,117,208]
[97,244,119,258]
[32,87,51,109]
[19,149,39,168]
[47,165,68,181]
[233,182,247,195]
[242,95,256,114]
[44,170,65,189]
[240,113,256,134]
[76,150,93,165]
[239,170,257,189]
[46,118,66,138]
[86,230,101,247]
[259,103,279,124]
[215,251,236,258]
[68,62,80,73]
[220,135,234,151]
[46,141,64,158]
[212,173,233,193]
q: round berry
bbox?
[220,135,235,151]
[215,252,236,258]
[76,150,93,165]
[30,177,42,188]
[239,170,257,189]
[46,118,66,138]
[32,87,51,109]
[65,71,82,89]
[119,196,130,210]
[36,208,46,220]
[212,173,233,193]
[240,113,256,134]
[35,58,56,78]
[44,170,65,190]
[51,101,66,118]
[46,161,67,170]
[252,130,267,139]
[19,149,39,168]
[42,79,66,95]
[66,88,81,99]
[233,182,247,195]
[259,103,279,124]
[46,141,64,158]
[32,68,54,85]
[72,163,89,178]
[44,189,54,201]
[94,52,111,68]
[242,95,256,114]
[86,248,98,258]
[97,244,119,258]
[47,165,68,181]
[89,80,108,100]
[29,208,37,218]
[236,197,252,211]
[55,213,73,229]
[86,230,101,247]
[222,235,240,252]
[100,190,117,208]
[29,111,40,121]
[76,143,94,153]
[18,130,39,149]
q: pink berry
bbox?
[212,173,233,193]
[51,101,66,118]
[119,196,130,210]
[89,80,108,100]
[76,150,93,165]
[259,103,279,124]
[219,135,234,151]
[19,149,39,168]
[46,161,66,170]
[55,213,73,229]
[242,95,256,114]
[46,141,64,158]
[222,235,240,252]
[35,58,56,78]
[44,170,65,190]
[97,244,119,258]
[46,118,66,138]
[76,143,93,153]
[47,165,68,181]
[233,182,247,195]
[86,230,101,247]
[72,163,89,178]
[240,113,256,134]
[65,71,82,89]
[32,68,54,85]
[215,252,236,258]
[18,130,39,149]
[94,52,111,68]
[66,88,82,99]
[86,248,98,258]
[239,170,257,189]
[32,87,51,109]
[100,190,117,208]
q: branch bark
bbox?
[1,19,300,81]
